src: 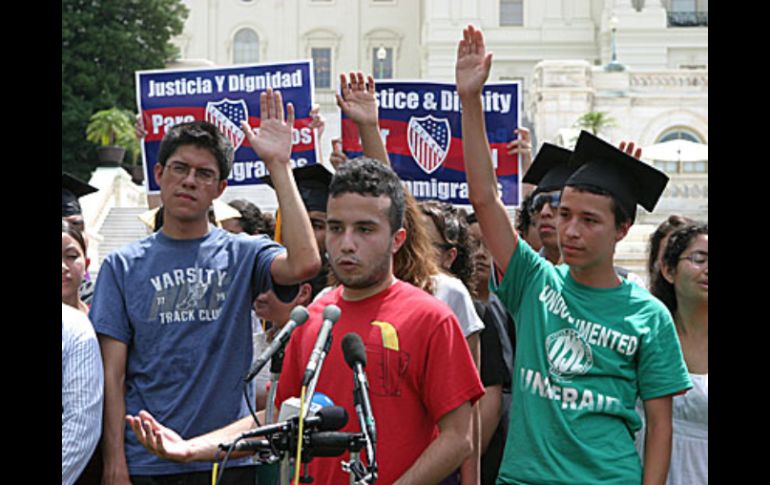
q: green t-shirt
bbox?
[494,240,691,485]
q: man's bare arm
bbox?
[456,25,518,274]
[99,336,131,485]
[393,402,474,485]
[337,72,391,166]
[242,89,321,285]
[126,410,265,463]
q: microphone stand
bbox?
[302,334,333,420]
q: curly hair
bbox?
[419,200,476,296]
[515,191,536,236]
[647,214,693,285]
[651,222,708,314]
[328,157,405,234]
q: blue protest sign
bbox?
[136,60,320,193]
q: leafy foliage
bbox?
[573,111,618,136]
[62,0,188,177]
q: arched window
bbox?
[233,28,260,64]
[652,127,707,174]
[656,127,704,144]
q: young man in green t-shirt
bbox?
[456,25,692,485]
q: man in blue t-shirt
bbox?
[456,25,691,484]
[90,90,321,484]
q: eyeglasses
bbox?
[166,161,219,185]
[680,251,708,266]
[530,192,561,214]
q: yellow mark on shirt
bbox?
[371,321,399,351]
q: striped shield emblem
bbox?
[407,115,451,175]
[205,98,248,151]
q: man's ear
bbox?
[615,221,631,243]
[297,283,313,306]
[442,247,458,270]
[392,228,407,254]
[216,178,228,198]
[154,163,164,186]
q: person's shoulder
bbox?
[102,231,158,264]
[621,280,672,322]
[391,280,458,319]
[62,304,96,340]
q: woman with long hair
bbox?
[639,222,708,485]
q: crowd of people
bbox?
[63,24,707,485]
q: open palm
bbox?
[126,410,194,463]
[242,88,295,165]
[336,72,379,127]
[455,25,492,98]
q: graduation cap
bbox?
[262,163,334,213]
[62,172,98,217]
[522,143,575,194]
[564,131,669,221]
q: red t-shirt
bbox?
[276,280,485,485]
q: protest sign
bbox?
[341,80,521,206]
[136,60,321,193]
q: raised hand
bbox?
[455,25,493,98]
[241,88,295,166]
[507,127,533,173]
[619,140,642,159]
[329,137,348,169]
[126,410,195,463]
[309,103,326,139]
[336,72,379,127]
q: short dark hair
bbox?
[62,219,87,255]
[157,121,234,180]
[328,157,405,233]
[651,222,708,314]
[227,199,268,236]
[565,183,634,228]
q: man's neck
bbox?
[161,218,212,240]
[569,263,621,289]
[476,285,490,302]
[542,244,562,265]
[342,274,397,302]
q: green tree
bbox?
[573,111,618,136]
[62,0,188,179]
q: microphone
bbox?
[219,405,348,450]
[302,304,341,386]
[244,306,309,382]
[341,333,377,460]
[304,431,367,457]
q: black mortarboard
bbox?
[565,131,669,220]
[62,172,98,217]
[522,143,575,194]
[262,163,334,213]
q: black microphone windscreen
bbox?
[289,305,310,326]
[316,405,349,431]
[341,332,367,369]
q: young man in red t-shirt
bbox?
[126,158,485,485]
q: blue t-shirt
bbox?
[90,228,292,475]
